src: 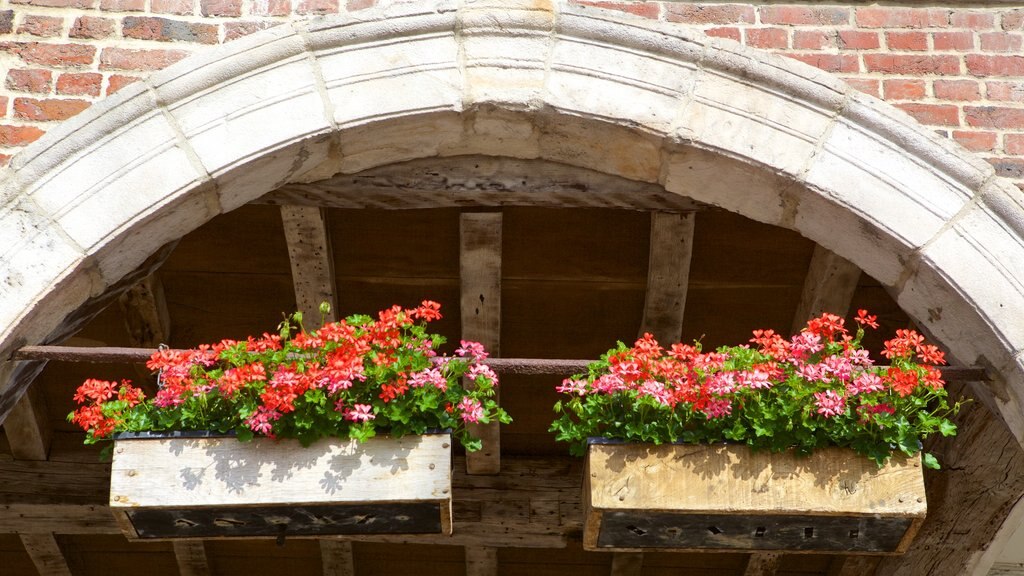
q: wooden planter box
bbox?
[583,441,926,554]
[109,432,453,540]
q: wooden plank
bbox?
[828,555,880,576]
[281,205,338,325]
[2,361,50,460]
[20,533,71,576]
[744,552,782,576]
[461,212,502,476]
[118,275,170,348]
[173,540,210,576]
[260,157,705,212]
[320,540,355,576]
[639,212,694,345]
[465,546,497,576]
[610,552,643,576]
[791,245,862,334]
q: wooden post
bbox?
[791,245,861,334]
[320,540,355,576]
[744,552,783,576]
[118,275,170,348]
[639,212,694,344]
[2,361,50,461]
[281,205,338,325]
[173,540,211,576]
[460,212,502,476]
[21,533,72,576]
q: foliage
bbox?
[549,310,961,468]
[70,301,510,451]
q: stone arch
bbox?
[1,1,1023,451]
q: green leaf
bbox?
[939,420,957,437]
[922,452,940,470]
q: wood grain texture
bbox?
[320,540,355,576]
[109,434,451,508]
[173,540,210,576]
[281,205,338,324]
[610,552,644,576]
[639,212,694,345]
[118,275,171,348]
[465,546,498,576]
[3,363,50,461]
[744,552,782,576]
[21,533,72,576]
[791,246,862,335]
[461,212,502,476]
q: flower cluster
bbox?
[550,310,960,468]
[70,301,511,451]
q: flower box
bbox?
[583,440,926,554]
[109,432,453,540]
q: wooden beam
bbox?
[465,546,497,576]
[20,533,72,576]
[281,206,337,325]
[639,212,694,344]
[791,245,862,334]
[118,275,170,348]
[744,552,782,576]
[460,212,502,476]
[2,361,50,460]
[259,156,705,212]
[320,540,355,576]
[173,540,210,576]
[827,556,880,576]
[610,552,643,576]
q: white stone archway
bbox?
[2,0,1024,535]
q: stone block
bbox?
[537,114,662,183]
[335,113,464,174]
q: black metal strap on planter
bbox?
[11,345,991,381]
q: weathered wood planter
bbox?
[583,441,926,554]
[109,432,453,540]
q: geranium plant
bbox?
[550,310,961,469]
[70,301,510,451]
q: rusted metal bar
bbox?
[11,345,991,381]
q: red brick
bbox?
[965,106,1024,129]
[122,16,218,44]
[17,15,64,37]
[886,31,928,51]
[569,0,659,19]
[346,0,373,9]
[987,157,1024,179]
[0,96,7,117]
[934,79,981,101]
[793,30,834,50]
[0,154,10,166]
[0,10,12,34]
[13,97,90,121]
[1004,10,1024,31]
[0,124,45,146]
[100,0,145,11]
[987,81,1024,102]
[1004,134,1024,155]
[296,0,338,14]
[863,54,960,75]
[746,27,788,49]
[224,21,278,42]
[981,32,1024,52]
[705,27,740,42]
[950,11,996,30]
[666,4,755,25]
[70,16,114,39]
[842,77,880,98]
[252,0,289,16]
[759,6,849,26]
[953,130,996,152]
[9,0,93,7]
[56,72,102,96]
[106,74,140,94]
[883,79,926,100]
[99,47,189,71]
[201,0,241,16]
[151,0,192,14]
[784,53,858,74]
[967,54,1024,77]
[838,30,879,50]
[932,31,973,51]
[6,68,52,93]
[856,7,949,29]
[894,103,959,126]
[10,42,96,67]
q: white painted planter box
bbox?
[109,432,453,540]
[583,441,926,554]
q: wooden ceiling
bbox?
[1,157,1012,576]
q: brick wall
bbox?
[2,0,1024,187]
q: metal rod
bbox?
[12,345,991,381]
